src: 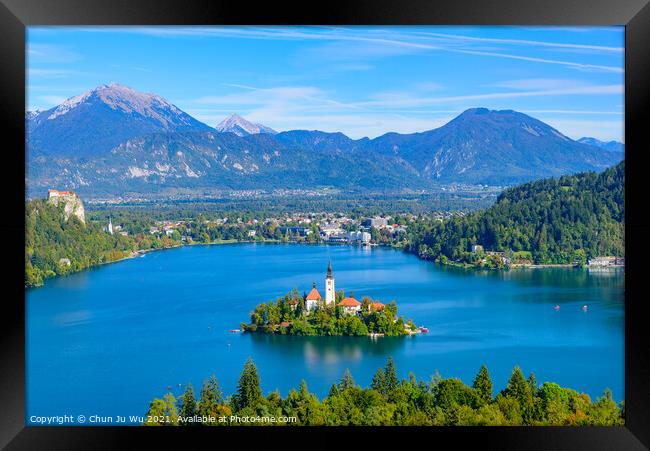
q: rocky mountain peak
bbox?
[215,113,276,136]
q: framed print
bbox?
[1,0,649,449]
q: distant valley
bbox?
[26,83,623,199]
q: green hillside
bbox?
[25,199,177,287]
[408,161,624,266]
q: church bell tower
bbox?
[325,259,335,305]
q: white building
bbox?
[588,256,617,267]
[320,224,344,237]
[104,217,114,235]
[325,260,335,305]
[348,231,371,244]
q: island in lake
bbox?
[241,261,420,337]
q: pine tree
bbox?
[472,364,493,403]
[503,366,534,424]
[528,372,538,396]
[299,379,309,398]
[384,357,399,393]
[339,369,356,391]
[371,367,386,394]
[503,366,531,404]
[179,383,197,423]
[197,375,223,417]
[234,357,262,411]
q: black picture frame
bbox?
[2,0,649,449]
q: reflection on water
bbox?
[249,333,408,366]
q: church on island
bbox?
[241,259,419,337]
[301,261,383,315]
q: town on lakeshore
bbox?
[26,178,625,288]
[50,188,627,270]
[240,261,423,337]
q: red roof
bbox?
[306,287,322,301]
[340,297,361,307]
[280,321,292,327]
[369,302,385,311]
[48,189,75,196]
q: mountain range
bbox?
[26,83,623,198]
[577,137,625,154]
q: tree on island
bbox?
[242,289,411,336]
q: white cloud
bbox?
[491,78,591,90]
[28,68,77,78]
[411,31,623,53]
[72,26,623,74]
[356,84,623,108]
[451,49,623,73]
[27,43,82,63]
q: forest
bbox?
[144,358,624,426]
[25,199,178,287]
[406,161,624,267]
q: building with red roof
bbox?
[305,283,322,312]
[339,297,361,314]
[369,301,385,312]
[47,189,76,198]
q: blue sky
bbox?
[27,26,624,141]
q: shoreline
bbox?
[26,239,623,289]
[416,256,625,271]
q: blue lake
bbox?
[26,243,624,424]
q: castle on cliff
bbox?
[47,189,86,224]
